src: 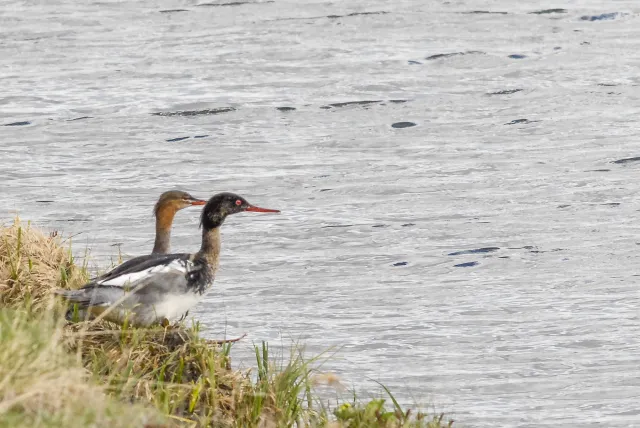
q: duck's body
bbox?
[57,193,278,326]
[65,254,211,326]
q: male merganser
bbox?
[56,192,279,327]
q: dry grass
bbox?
[0,308,164,428]
[64,322,252,426]
[0,217,454,427]
[0,218,87,310]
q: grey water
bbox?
[3,0,640,426]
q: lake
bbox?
[2,1,640,426]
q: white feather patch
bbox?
[98,259,192,288]
[149,292,204,322]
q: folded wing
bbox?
[56,256,198,325]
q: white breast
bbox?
[149,292,204,322]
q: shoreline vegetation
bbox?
[0,217,452,427]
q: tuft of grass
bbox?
[0,308,164,428]
[0,218,88,311]
[334,389,454,428]
[64,324,328,426]
[65,321,245,425]
[0,217,454,427]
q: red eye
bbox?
[235,199,242,206]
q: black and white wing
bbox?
[56,255,211,326]
[89,253,190,288]
[56,255,193,307]
[89,253,164,283]
[109,258,205,324]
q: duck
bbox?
[152,190,207,254]
[56,192,279,327]
[88,190,206,285]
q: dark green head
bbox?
[200,192,280,230]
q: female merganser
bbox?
[56,192,279,327]
[152,190,207,254]
[89,190,206,286]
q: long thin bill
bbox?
[245,205,280,213]
[191,199,207,206]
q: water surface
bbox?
[2,1,640,426]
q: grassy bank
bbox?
[0,218,452,427]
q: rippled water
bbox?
[3,1,640,426]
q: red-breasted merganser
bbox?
[90,190,205,285]
[56,192,279,326]
[152,190,206,254]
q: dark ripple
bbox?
[580,13,619,21]
[454,261,479,268]
[159,9,189,13]
[322,100,381,109]
[166,136,190,142]
[530,8,567,14]
[448,247,500,256]
[152,107,235,117]
[461,11,508,15]
[321,99,407,109]
[393,262,408,266]
[273,10,387,21]
[508,54,527,59]
[530,248,565,254]
[391,122,416,129]
[488,89,523,95]
[612,157,640,165]
[505,118,538,125]
[327,11,388,19]
[425,51,484,60]
[276,107,296,112]
[67,116,92,121]
[4,121,31,126]
[197,1,273,7]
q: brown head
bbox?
[154,190,206,218]
[152,190,206,254]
